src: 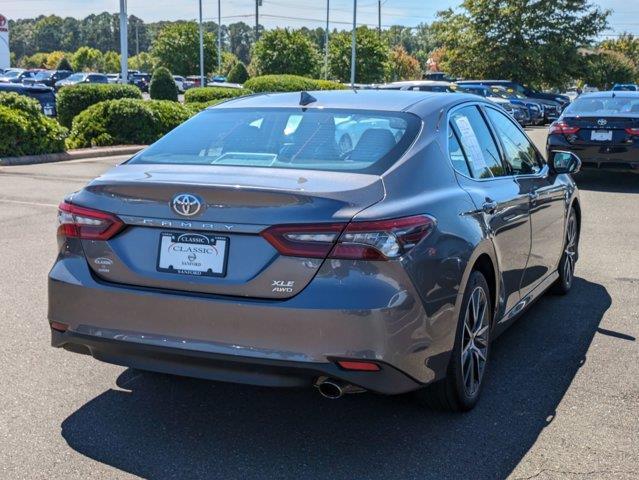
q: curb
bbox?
[0,145,147,166]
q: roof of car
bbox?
[213,89,476,113]
[0,83,53,92]
[385,80,452,87]
[579,91,639,99]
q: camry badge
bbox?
[597,118,607,126]
[171,193,203,217]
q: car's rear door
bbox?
[448,104,532,314]
[483,106,567,293]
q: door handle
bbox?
[482,200,498,214]
[529,190,540,202]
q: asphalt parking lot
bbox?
[0,128,637,479]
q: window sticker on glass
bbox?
[454,116,488,170]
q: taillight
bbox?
[549,122,580,135]
[260,215,435,261]
[625,127,639,136]
[57,201,125,240]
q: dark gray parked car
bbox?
[49,90,582,411]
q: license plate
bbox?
[43,106,54,116]
[591,130,612,141]
[157,232,228,277]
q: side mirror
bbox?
[549,150,581,174]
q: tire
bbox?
[416,271,492,412]
[550,208,579,295]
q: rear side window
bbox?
[448,127,471,177]
[450,106,506,179]
[130,108,421,174]
[485,108,541,175]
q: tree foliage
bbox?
[251,29,321,77]
[582,50,638,88]
[56,57,74,71]
[328,27,389,84]
[71,47,103,72]
[149,67,178,101]
[227,62,250,84]
[600,33,639,69]
[386,46,421,82]
[432,0,610,88]
[128,52,157,73]
[152,22,217,76]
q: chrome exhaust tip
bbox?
[316,378,344,399]
[314,377,365,399]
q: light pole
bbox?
[255,0,262,41]
[198,0,204,86]
[324,0,329,79]
[119,0,128,84]
[218,0,222,74]
[377,0,381,36]
[350,0,356,87]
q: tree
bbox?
[386,46,421,82]
[582,50,638,89]
[227,22,253,64]
[251,29,321,77]
[149,67,178,101]
[19,53,48,68]
[329,27,389,84]
[600,33,639,68]
[227,62,249,84]
[56,57,74,71]
[33,15,65,53]
[72,47,103,72]
[152,22,217,76]
[220,52,240,76]
[129,52,157,73]
[101,51,121,73]
[432,0,609,88]
[44,51,68,69]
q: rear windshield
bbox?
[565,96,639,115]
[129,108,421,174]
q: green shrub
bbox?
[0,92,43,117]
[0,103,67,157]
[56,57,73,71]
[57,84,143,128]
[183,99,225,114]
[149,66,178,101]
[243,74,345,93]
[184,86,249,103]
[146,100,193,131]
[67,98,196,149]
[227,62,250,84]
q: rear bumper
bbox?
[51,329,421,394]
[547,136,639,172]
[48,255,459,394]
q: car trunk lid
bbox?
[71,164,384,299]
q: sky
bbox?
[0,0,637,38]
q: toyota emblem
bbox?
[171,194,203,217]
[597,118,607,126]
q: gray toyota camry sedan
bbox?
[49,90,582,411]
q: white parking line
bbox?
[0,198,58,208]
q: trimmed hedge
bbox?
[67,99,195,149]
[0,93,67,157]
[183,99,226,114]
[243,74,345,93]
[184,86,250,103]
[0,92,43,117]
[150,66,178,101]
[57,84,143,128]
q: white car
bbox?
[173,76,193,93]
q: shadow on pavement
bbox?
[574,170,639,194]
[61,278,611,480]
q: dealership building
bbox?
[0,14,9,70]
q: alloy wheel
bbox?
[563,213,578,286]
[461,286,489,397]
